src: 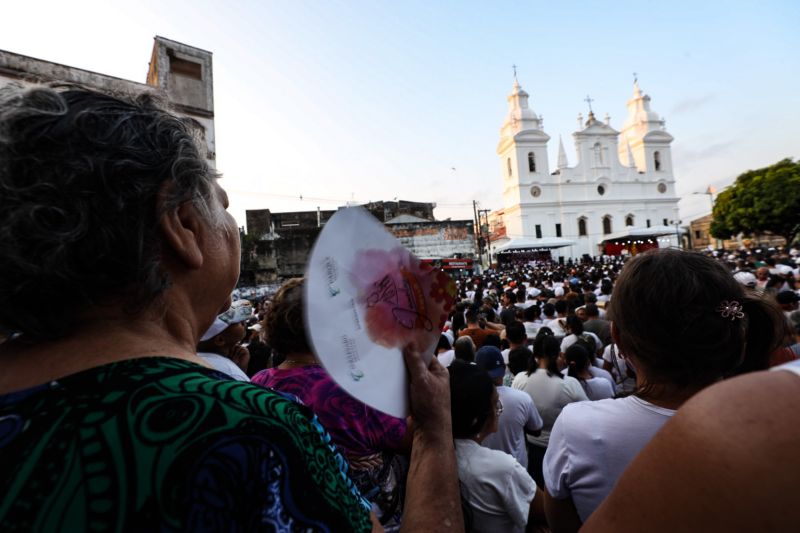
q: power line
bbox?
[226,189,477,208]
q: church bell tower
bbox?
[496,76,551,210]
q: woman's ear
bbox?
[160,202,204,270]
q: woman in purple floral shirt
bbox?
[252,278,410,528]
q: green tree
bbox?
[710,158,800,244]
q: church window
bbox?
[507,157,512,177]
[647,219,651,228]
[657,182,667,193]
[625,215,634,226]
[578,217,588,237]
[602,216,612,235]
[663,218,668,226]
[535,224,542,239]
[556,223,562,237]
[593,142,604,166]
[530,186,541,198]
[654,151,662,171]
[528,152,537,172]
[597,184,606,196]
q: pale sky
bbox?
[3,0,798,228]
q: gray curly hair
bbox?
[0,83,221,340]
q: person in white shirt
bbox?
[522,304,543,339]
[542,249,785,531]
[559,315,603,357]
[449,361,546,532]
[602,343,637,394]
[546,301,569,337]
[435,334,455,367]
[476,346,543,469]
[519,334,589,488]
[562,344,614,401]
[501,321,530,385]
[196,299,253,381]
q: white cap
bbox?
[733,271,757,287]
[200,299,254,341]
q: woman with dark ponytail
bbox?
[564,344,614,401]
[542,249,784,531]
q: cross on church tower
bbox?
[584,95,594,114]
[512,64,518,81]
[633,71,638,84]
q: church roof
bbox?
[577,111,618,135]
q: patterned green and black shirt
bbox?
[0,357,372,532]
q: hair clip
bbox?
[717,300,745,321]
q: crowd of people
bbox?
[1,82,799,532]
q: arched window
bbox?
[602,215,612,235]
[654,151,661,171]
[507,157,512,176]
[625,214,634,226]
[578,217,588,237]
[593,142,604,166]
[528,152,536,172]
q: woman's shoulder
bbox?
[0,357,373,532]
[560,395,629,422]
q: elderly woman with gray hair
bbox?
[0,84,461,531]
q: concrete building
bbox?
[241,202,475,284]
[492,78,681,260]
[0,36,215,166]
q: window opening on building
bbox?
[654,151,661,171]
[625,215,634,226]
[602,216,612,235]
[555,223,562,237]
[578,217,587,237]
[535,224,542,239]
[528,152,536,172]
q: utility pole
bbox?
[670,219,683,249]
[478,208,492,266]
[473,200,483,267]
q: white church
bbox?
[490,78,681,261]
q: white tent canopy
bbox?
[494,237,577,254]
[601,224,682,242]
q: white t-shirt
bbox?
[197,352,250,381]
[560,366,616,394]
[523,321,540,339]
[560,332,603,355]
[455,439,537,533]
[511,371,529,390]
[546,318,568,336]
[519,369,589,448]
[543,396,675,522]
[602,344,637,393]
[437,349,455,367]
[482,386,544,469]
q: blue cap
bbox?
[475,346,505,379]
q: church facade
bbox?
[491,79,681,260]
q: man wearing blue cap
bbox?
[476,346,543,469]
